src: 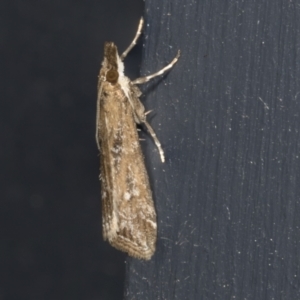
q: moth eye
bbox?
[106,69,119,84]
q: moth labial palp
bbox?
[96,17,180,260]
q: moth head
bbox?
[101,42,124,85]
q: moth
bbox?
[96,18,180,260]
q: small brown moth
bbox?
[96,18,180,260]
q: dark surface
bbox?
[125,0,300,300]
[1,1,143,300]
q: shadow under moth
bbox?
[96,18,180,260]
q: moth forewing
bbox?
[96,78,104,150]
[96,18,179,260]
[98,69,157,259]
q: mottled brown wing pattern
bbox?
[98,81,157,260]
[96,18,179,260]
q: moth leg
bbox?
[132,50,180,85]
[143,120,165,163]
[120,18,144,61]
[129,93,165,162]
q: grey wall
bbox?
[125,0,300,299]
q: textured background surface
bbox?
[1,1,143,299]
[125,0,300,300]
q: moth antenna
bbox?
[120,18,144,61]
